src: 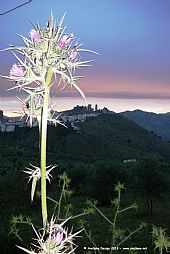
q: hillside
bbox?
[1,112,170,253]
[120,109,170,140]
[0,113,170,169]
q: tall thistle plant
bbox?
[0,13,96,253]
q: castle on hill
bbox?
[66,104,110,114]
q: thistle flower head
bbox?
[17,216,82,254]
[30,29,41,42]
[0,13,97,126]
[58,33,74,48]
[51,231,64,244]
[10,63,25,78]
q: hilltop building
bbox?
[56,104,112,131]
[70,104,110,114]
[0,110,3,119]
[87,104,92,111]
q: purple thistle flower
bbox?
[51,231,64,244]
[58,33,74,48]
[30,29,41,42]
[10,64,25,78]
[69,51,78,61]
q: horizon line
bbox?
[1,107,170,118]
[1,92,170,100]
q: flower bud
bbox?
[51,231,64,244]
[69,50,78,61]
[10,64,25,78]
[58,33,74,48]
[30,29,41,42]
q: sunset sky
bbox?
[1,0,170,115]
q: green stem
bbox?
[118,205,135,214]
[83,226,102,254]
[40,68,53,227]
[93,205,113,225]
[116,224,144,247]
[112,190,121,247]
[57,180,66,221]
[113,190,121,229]
[47,196,59,205]
[70,212,87,220]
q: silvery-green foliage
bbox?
[152,226,170,253]
[0,12,97,126]
[0,12,97,253]
[23,164,56,201]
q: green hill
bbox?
[120,109,170,140]
[76,113,170,161]
[1,113,170,253]
[0,113,170,169]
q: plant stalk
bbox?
[40,68,53,226]
[112,189,121,247]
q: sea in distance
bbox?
[1,96,170,117]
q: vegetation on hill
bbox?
[120,109,170,141]
[1,113,170,253]
[1,113,170,167]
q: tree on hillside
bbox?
[136,158,170,214]
[87,160,127,204]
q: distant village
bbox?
[0,104,112,133]
[0,105,137,164]
[0,110,27,132]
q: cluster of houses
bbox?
[55,104,111,131]
[0,104,111,133]
[0,107,136,164]
[123,159,137,164]
[0,110,26,132]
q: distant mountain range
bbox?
[120,109,170,141]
